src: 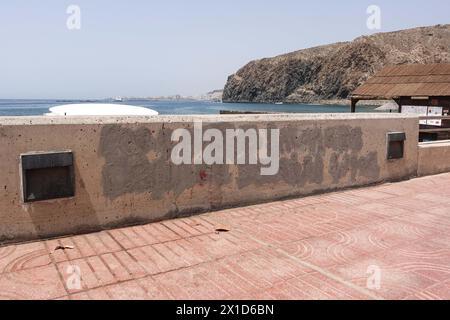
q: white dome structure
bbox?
[46,103,159,116]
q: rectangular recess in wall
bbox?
[20,151,74,203]
[387,132,406,160]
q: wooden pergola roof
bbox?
[351,64,450,100]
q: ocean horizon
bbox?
[0,99,381,116]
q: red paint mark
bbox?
[199,170,208,181]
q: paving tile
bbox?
[172,219,204,237]
[0,242,51,274]
[183,216,215,234]
[107,229,139,250]
[57,256,116,293]
[143,223,181,242]
[101,253,134,282]
[268,272,371,300]
[50,233,122,261]
[2,173,450,300]
[326,226,403,256]
[153,264,230,300]
[126,247,161,275]
[131,225,159,245]
[71,235,97,257]
[355,202,411,219]
[291,272,372,300]
[394,212,450,234]
[280,236,365,269]
[0,265,66,300]
[83,287,111,300]
[266,281,309,300]
[382,196,440,211]
[113,250,147,278]
[104,280,148,300]
[161,220,193,238]
[375,184,416,196]
[368,219,435,244]
[372,240,450,283]
[427,205,450,217]
[117,227,148,248]
[218,249,311,292]
[405,276,450,300]
[328,256,438,300]
[346,189,396,201]
[137,276,173,299]
[413,282,450,300]
[414,193,450,205]
[70,292,91,300]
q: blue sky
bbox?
[0,0,449,99]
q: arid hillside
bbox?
[222,24,450,104]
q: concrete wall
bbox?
[418,140,450,176]
[0,114,419,244]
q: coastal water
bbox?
[0,99,380,116]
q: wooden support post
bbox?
[351,98,358,113]
[398,99,402,113]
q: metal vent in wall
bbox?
[387,132,406,160]
[21,151,75,203]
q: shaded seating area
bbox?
[350,63,450,141]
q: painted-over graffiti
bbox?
[99,124,380,200]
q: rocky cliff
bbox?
[222,25,450,104]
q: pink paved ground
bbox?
[1,173,450,300]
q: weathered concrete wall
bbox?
[0,114,419,243]
[418,140,450,176]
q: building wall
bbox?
[418,140,450,176]
[0,114,419,244]
[399,96,450,113]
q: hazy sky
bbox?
[0,0,449,99]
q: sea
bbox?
[0,99,380,116]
